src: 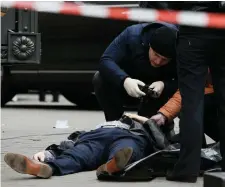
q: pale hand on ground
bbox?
[33,151,45,162]
[124,113,148,124]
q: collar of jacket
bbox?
[140,22,179,48]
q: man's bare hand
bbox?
[150,113,167,126]
[124,113,149,124]
[33,151,45,162]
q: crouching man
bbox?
[93,22,178,121]
[4,115,160,179]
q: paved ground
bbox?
[1,94,205,187]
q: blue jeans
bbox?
[46,128,148,175]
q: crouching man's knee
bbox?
[92,71,103,90]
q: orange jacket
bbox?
[159,73,214,121]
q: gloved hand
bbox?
[149,81,164,98]
[150,113,167,126]
[123,77,146,98]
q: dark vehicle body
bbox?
[1,1,138,107]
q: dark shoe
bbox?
[96,147,133,177]
[166,170,198,183]
[4,153,53,178]
[204,172,225,187]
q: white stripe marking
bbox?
[177,11,208,27]
[34,1,62,13]
[2,1,223,28]
[1,1,15,8]
[79,5,109,18]
[128,8,157,22]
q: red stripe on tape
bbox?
[207,13,225,28]
[157,10,179,24]
[108,8,129,20]
[2,1,225,29]
[14,1,34,10]
[59,3,81,16]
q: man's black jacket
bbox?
[99,22,178,95]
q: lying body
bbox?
[4,114,158,179]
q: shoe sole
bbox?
[96,147,133,176]
[4,153,52,178]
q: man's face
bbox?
[149,47,171,68]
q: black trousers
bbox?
[173,93,219,146]
[174,26,225,175]
[93,71,176,121]
[203,94,219,143]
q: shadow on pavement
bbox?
[2,104,102,111]
[2,105,137,111]
[7,176,44,181]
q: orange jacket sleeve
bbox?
[159,86,214,121]
[159,70,214,121]
[158,90,181,121]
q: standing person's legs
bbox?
[203,93,219,143]
[167,34,209,181]
[209,38,225,171]
[173,93,219,147]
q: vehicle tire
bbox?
[1,67,16,107]
[63,92,100,109]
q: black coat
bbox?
[99,22,178,94]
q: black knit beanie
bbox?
[150,26,177,59]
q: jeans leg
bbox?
[46,141,104,176]
[93,71,125,121]
[108,136,147,164]
[173,35,209,175]
[46,129,107,175]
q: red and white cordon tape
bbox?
[1,1,225,29]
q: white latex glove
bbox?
[33,151,45,162]
[150,113,167,126]
[149,81,164,98]
[123,77,146,98]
